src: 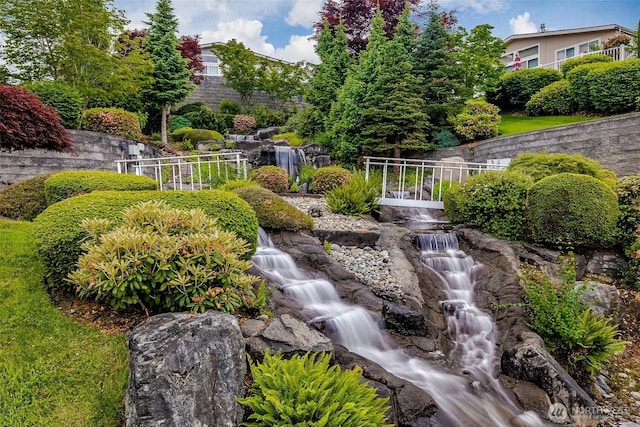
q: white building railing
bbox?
[537,45,632,71]
[115,151,248,191]
[363,156,509,209]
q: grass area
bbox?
[0,219,128,427]
[498,114,601,137]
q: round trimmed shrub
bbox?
[33,190,259,288]
[506,152,612,184]
[68,200,259,314]
[455,171,533,240]
[451,100,501,142]
[560,54,613,77]
[525,80,574,116]
[0,173,53,220]
[525,173,618,249]
[233,186,313,231]
[218,179,260,192]
[252,166,289,193]
[25,81,83,129]
[489,68,563,112]
[310,166,352,194]
[44,170,158,205]
[584,59,640,114]
[219,99,242,115]
[183,128,224,144]
[82,108,143,141]
[239,351,391,427]
[566,63,606,111]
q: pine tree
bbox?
[361,5,431,160]
[143,0,194,145]
[413,5,464,129]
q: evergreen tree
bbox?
[305,19,353,130]
[143,0,194,145]
[413,5,464,129]
[328,9,388,165]
[361,5,431,160]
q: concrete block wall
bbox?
[0,130,161,190]
[422,112,640,177]
[183,76,281,111]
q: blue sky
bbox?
[112,0,640,63]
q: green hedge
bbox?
[33,190,259,287]
[560,54,613,77]
[489,68,563,112]
[584,59,640,114]
[525,80,574,116]
[525,173,618,249]
[82,108,143,141]
[506,152,612,183]
[442,182,464,223]
[183,128,224,143]
[44,171,158,205]
[232,186,313,231]
[617,174,640,251]
[25,81,83,129]
[451,100,501,142]
[454,171,533,240]
[0,173,53,220]
[566,63,605,111]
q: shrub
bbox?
[432,180,455,201]
[238,351,392,427]
[506,152,611,183]
[273,132,305,147]
[252,166,289,193]
[219,99,242,115]
[82,108,143,141]
[451,100,500,142]
[218,179,260,192]
[584,59,640,114]
[250,104,273,129]
[560,54,613,77]
[33,190,259,287]
[432,129,460,147]
[183,129,224,144]
[171,127,192,142]
[44,171,158,205]
[626,232,640,289]
[455,171,533,240]
[233,114,256,134]
[215,113,235,133]
[617,175,640,250]
[173,102,207,116]
[25,81,83,129]
[0,173,53,220]
[284,105,325,138]
[183,106,218,131]
[566,63,606,111]
[68,201,260,314]
[525,80,574,116]
[298,165,317,185]
[0,85,75,152]
[442,182,464,223]
[232,186,313,231]
[169,115,192,132]
[310,166,352,194]
[525,173,618,249]
[488,68,563,112]
[326,173,379,216]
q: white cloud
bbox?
[275,34,319,63]
[509,12,537,34]
[285,0,323,28]
[438,0,510,14]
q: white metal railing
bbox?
[115,151,248,191]
[363,156,509,209]
[537,45,632,71]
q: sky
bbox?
[112,0,640,64]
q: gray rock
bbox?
[307,204,324,217]
[382,301,428,336]
[196,140,223,151]
[577,281,620,319]
[434,156,468,183]
[501,331,596,422]
[314,155,331,168]
[585,250,627,278]
[125,311,246,427]
[240,318,267,337]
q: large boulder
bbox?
[125,311,246,427]
[578,280,621,319]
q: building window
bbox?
[201,54,221,76]
[526,58,539,68]
[579,40,600,54]
[519,45,539,58]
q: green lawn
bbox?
[498,115,602,137]
[0,219,128,427]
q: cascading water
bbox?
[273,145,306,179]
[252,229,544,427]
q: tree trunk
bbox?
[161,104,169,146]
[393,143,401,175]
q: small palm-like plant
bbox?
[326,173,379,216]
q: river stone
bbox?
[501,331,596,422]
[125,311,246,427]
[383,301,428,336]
[577,280,620,319]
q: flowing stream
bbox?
[252,229,544,427]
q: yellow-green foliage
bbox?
[68,201,260,314]
[326,173,379,216]
[238,351,392,427]
[525,80,574,116]
[442,182,463,223]
[0,173,53,220]
[233,186,313,232]
[251,166,289,193]
[525,173,618,249]
[273,132,305,147]
[310,166,352,194]
[560,54,612,77]
[33,190,259,287]
[218,179,261,192]
[44,170,158,205]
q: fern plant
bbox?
[238,351,392,427]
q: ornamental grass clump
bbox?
[238,351,392,427]
[326,173,379,216]
[68,200,261,314]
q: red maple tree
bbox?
[0,85,75,152]
[178,35,205,84]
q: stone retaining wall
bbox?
[0,130,161,190]
[423,112,640,177]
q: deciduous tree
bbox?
[211,40,263,108]
[178,35,205,84]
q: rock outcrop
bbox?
[125,311,246,427]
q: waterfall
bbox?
[252,229,544,427]
[273,145,306,179]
